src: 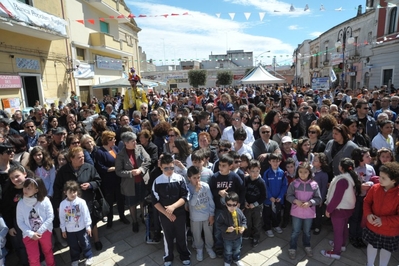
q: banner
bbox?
[0,0,67,36]
[0,75,22,88]
[311,77,330,91]
[96,55,123,71]
[74,62,94,78]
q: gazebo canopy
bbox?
[241,65,285,84]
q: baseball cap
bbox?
[52,127,67,135]
[281,136,293,143]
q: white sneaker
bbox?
[328,240,346,252]
[85,257,94,266]
[71,261,79,266]
[234,260,245,266]
[207,249,216,259]
[196,249,203,261]
[273,227,283,234]
[224,263,231,266]
[182,260,191,265]
[164,262,172,266]
[266,230,274,238]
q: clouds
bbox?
[288,25,300,30]
[127,1,294,65]
[224,0,311,16]
[309,31,323,38]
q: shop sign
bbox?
[0,75,22,89]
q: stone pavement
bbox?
[6,210,399,266]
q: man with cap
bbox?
[48,127,67,160]
[123,68,148,119]
[0,118,19,136]
[106,114,119,132]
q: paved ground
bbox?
[6,209,399,266]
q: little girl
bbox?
[373,148,394,175]
[312,153,329,235]
[295,138,314,166]
[56,150,68,171]
[321,158,361,259]
[28,147,56,198]
[239,154,250,177]
[349,147,376,248]
[363,161,399,266]
[286,162,321,260]
[16,176,55,266]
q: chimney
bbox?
[357,5,362,16]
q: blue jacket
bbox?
[182,131,198,149]
[262,167,288,205]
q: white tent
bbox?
[241,65,285,84]
[92,78,159,90]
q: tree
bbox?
[188,70,207,88]
[216,71,233,86]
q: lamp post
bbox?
[293,45,301,88]
[254,50,270,66]
[335,26,355,89]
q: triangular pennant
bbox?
[289,4,295,12]
[109,16,114,19]
[259,12,265,21]
[99,18,105,21]
[76,20,84,24]
[216,13,221,18]
[228,13,235,20]
[171,13,179,16]
[183,12,189,15]
[88,19,95,24]
[139,14,147,17]
[162,14,168,18]
[127,14,135,18]
[304,4,309,11]
[335,7,343,11]
[320,5,325,11]
[117,15,125,18]
[244,12,251,20]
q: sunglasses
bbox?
[226,203,238,207]
[25,126,35,128]
[293,116,300,119]
[71,141,80,145]
[253,122,260,125]
[308,131,317,134]
[151,114,158,116]
[261,131,271,134]
[163,167,175,171]
[3,149,15,155]
[233,118,241,121]
[168,135,176,137]
[219,148,229,152]
[234,160,241,164]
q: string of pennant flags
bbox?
[75,3,397,24]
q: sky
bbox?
[125,0,367,67]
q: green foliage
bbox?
[216,71,233,86]
[244,68,253,76]
[188,70,207,88]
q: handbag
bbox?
[92,188,110,220]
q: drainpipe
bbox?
[60,0,75,96]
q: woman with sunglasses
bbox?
[163,127,181,154]
[288,111,305,139]
[307,125,326,153]
[177,117,198,149]
[250,116,262,140]
[66,135,94,165]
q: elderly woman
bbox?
[66,134,94,165]
[80,134,98,163]
[94,131,129,229]
[307,125,326,153]
[53,147,103,250]
[196,131,218,163]
[177,116,198,149]
[163,127,181,154]
[318,114,338,144]
[115,132,151,233]
[325,125,358,175]
[138,129,158,170]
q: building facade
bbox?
[0,0,69,113]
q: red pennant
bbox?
[162,14,168,18]
[183,12,189,15]
[109,16,114,19]
[139,14,147,17]
[88,19,95,25]
[117,15,124,18]
[364,41,369,45]
[128,13,135,18]
[76,20,84,24]
[99,18,105,21]
[171,13,179,16]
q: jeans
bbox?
[223,237,242,264]
[66,229,93,262]
[289,217,312,250]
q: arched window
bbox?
[388,7,397,34]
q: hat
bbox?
[52,127,67,135]
[110,115,117,120]
[281,136,293,143]
[0,118,10,125]
[0,142,14,153]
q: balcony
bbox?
[86,0,130,23]
[385,0,399,5]
[89,32,132,56]
[0,0,67,40]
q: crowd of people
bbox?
[0,79,398,266]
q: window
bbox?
[388,7,397,34]
[100,21,109,34]
[367,32,372,44]
[17,0,31,5]
[354,36,358,54]
[383,69,393,86]
[76,48,85,61]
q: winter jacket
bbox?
[216,208,247,241]
[326,173,356,211]
[262,167,288,205]
[286,179,321,219]
[325,140,358,176]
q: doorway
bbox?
[79,86,90,104]
[22,76,40,108]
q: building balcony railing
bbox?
[90,32,133,56]
[86,0,130,22]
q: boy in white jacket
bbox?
[59,181,93,266]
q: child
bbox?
[281,158,297,228]
[56,150,68,171]
[243,160,266,247]
[28,146,56,198]
[296,138,314,165]
[363,162,399,266]
[373,148,394,175]
[59,180,93,266]
[191,150,214,183]
[262,153,288,238]
[286,162,321,260]
[152,153,191,266]
[312,153,330,235]
[216,192,247,266]
[229,151,245,182]
[186,166,216,261]
[321,158,361,259]
[350,147,376,248]
[16,176,55,266]
[280,136,298,171]
[0,216,8,266]
[208,154,245,257]
[239,154,250,177]
[211,140,232,173]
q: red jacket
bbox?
[363,184,399,237]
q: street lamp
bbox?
[335,26,355,88]
[293,45,301,88]
[254,50,270,66]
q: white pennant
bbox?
[320,5,325,11]
[335,7,342,11]
[304,4,309,11]
[228,13,236,20]
[289,4,295,12]
[216,13,221,18]
[259,12,265,21]
[244,12,251,20]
